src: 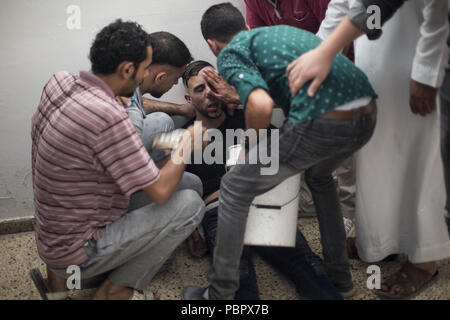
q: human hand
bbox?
[179,102,196,118]
[286,47,333,97]
[115,96,131,107]
[224,103,239,117]
[200,67,241,106]
[409,79,438,116]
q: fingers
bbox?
[226,104,237,116]
[202,68,221,85]
[206,90,221,101]
[287,58,309,97]
[410,96,436,117]
[307,76,325,97]
[115,96,131,107]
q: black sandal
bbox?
[375,262,439,300]
[30,268,69,300]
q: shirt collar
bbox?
[79,70,115,98]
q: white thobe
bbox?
[317,0,450,263]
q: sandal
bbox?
[129,289,160,300]
[376,261,439,300]
[187,228,208,258]
[30,268,69,300]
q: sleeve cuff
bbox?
[230,73,270,108]
[349,10,382,40]
[411,62,445,88]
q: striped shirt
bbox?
[31,71,160,269]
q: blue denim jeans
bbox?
[203,199,341,300]
[207,107,377,299]
[440,69,450,235]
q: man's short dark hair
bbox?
[182,60,214,87]
[148,31,193,67]
[201,2,246,42]
[89,19,151,75]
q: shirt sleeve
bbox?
[245,0,266,28]
[93,113,160,196]
[316,0,350,40]
[218,44,270,108]
[411,0,449,88]
[348,0,408,40]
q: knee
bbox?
[304,170,335,191]
[179,172,203,198]
[177,189,205,225]
[145,112,175,132]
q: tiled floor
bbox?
[0,217,449,300]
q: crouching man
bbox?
[30,20,204,300]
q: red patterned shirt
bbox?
[245,0,331,34]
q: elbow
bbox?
[144,184,172,205]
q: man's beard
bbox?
[123,90,135,98]
[122,71,141,97]
[196,103,224,119]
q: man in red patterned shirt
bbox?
[30,20,204,300]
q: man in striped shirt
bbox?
[30,20,205,300]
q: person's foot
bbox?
[187,229,208,258]
[46,266,69,292]
[30,268,69,300]
[92,279,154,300]
[377,261,438,299]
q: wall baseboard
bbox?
[0,216,34,235]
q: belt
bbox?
[320,99,377,120]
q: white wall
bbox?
[0,0,246,220]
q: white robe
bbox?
[318,0,450,263]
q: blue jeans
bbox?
[207,107,377,299]
[440,68,450,235]
[203,200,342,300]
[202,201,260,300]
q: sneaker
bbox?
[343,217,355,238]
[182,286,209,300]
[339,286,357,299]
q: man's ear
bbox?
[154,71,167,84]
[207,39,220,56]
[117,61,135,80]
[184,93,192,104]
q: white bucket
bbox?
[243,173,301,247]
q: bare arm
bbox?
[288,0,409,97]
[245,88,275,131]
[142,98,196,118]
